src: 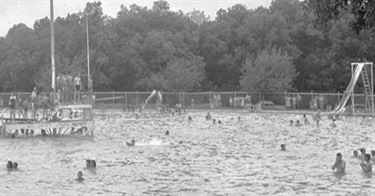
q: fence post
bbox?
[136,91,138,106]
[311,90,313,100]
[125,91,127,106]
[182,91,185,108]
[112,90,115,107]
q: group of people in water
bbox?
[331,148,374,173]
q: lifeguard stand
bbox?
[351,61,374,117]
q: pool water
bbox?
[1,111,374,195]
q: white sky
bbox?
[0,0,272,37]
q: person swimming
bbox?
[360,148,366,161]
[289,120,293,126]
[280,144,286,151]
[371,150,375,163]
[360,154,372,173]
[165,131,169,136]
[86,160,96,168]
[13,162,18,169]
[126,139,136,146]
[238,116,241,122]
[213,119,216,124]
[353,150,358,157]
[188,116,192,121]
[76,171,84,181]
[303,115,310,125]
[6,161,13,169]
[218,120,221,124]
[330,119,337,128]
[295,120,302,127]
[332,153,346,173]
[206,113,212,120]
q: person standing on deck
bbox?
[61,74,67,103]
[319,95,325,110]
[67,74,74,103]
[296,93,302,109]
[31,87,37,119]
[292,95,297,110]
[9,91,17,122]
[88,74,93,103]
[74,73,82,103]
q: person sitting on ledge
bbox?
[126,139,135,147]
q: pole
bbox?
[371,63,374,117]
[351,63,355,115]
[86,13,90,85]
[50,0,56,100]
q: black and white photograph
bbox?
[0,0,374,195]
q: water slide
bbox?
[145,90,162,105]
[333,63,365,113]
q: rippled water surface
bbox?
[1,111,375,195]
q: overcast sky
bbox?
[0,0,272,37]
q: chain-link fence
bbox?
[0,91,373,113]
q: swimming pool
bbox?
[1,111,374,195]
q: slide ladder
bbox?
[361,66,373,109]
[333,63,365,113]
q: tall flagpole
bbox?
[86,13,90,85]
[50,0,56,96]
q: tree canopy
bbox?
[0,0,374,93]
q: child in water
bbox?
[330,119,337,128]
[303,114,310,125]
[289,120,293,126]
[295,120,302,127]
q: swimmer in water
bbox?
[238,116,241,122]
[353,150,358,158]
[360,148,366,161]
[13,162,18,169]
[280,144,286,151]
[371,150,375,163]
[165,131,169,136]
[332,153,346,173]
[206,113,212,120]
[77,171,84,181]
[213,119,216,124]
[218,120,221,124]
[6,161,13,169]
[360,154,372,173]
[295,120,302,127]
[330,119,337,128]
[289,120,293,126]
[126,139,135,146]
[188,116,192,121]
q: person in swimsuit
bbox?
[126,139,135,146]
[353,150,358,158]
[76,171,84,181]
[74,73,82,103]
[332,153,346,173]
[371,150,375,163]
[280,144,286,151]
[360,154,372,173]
[9,91,17,122]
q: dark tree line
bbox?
[0,0,374,93]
